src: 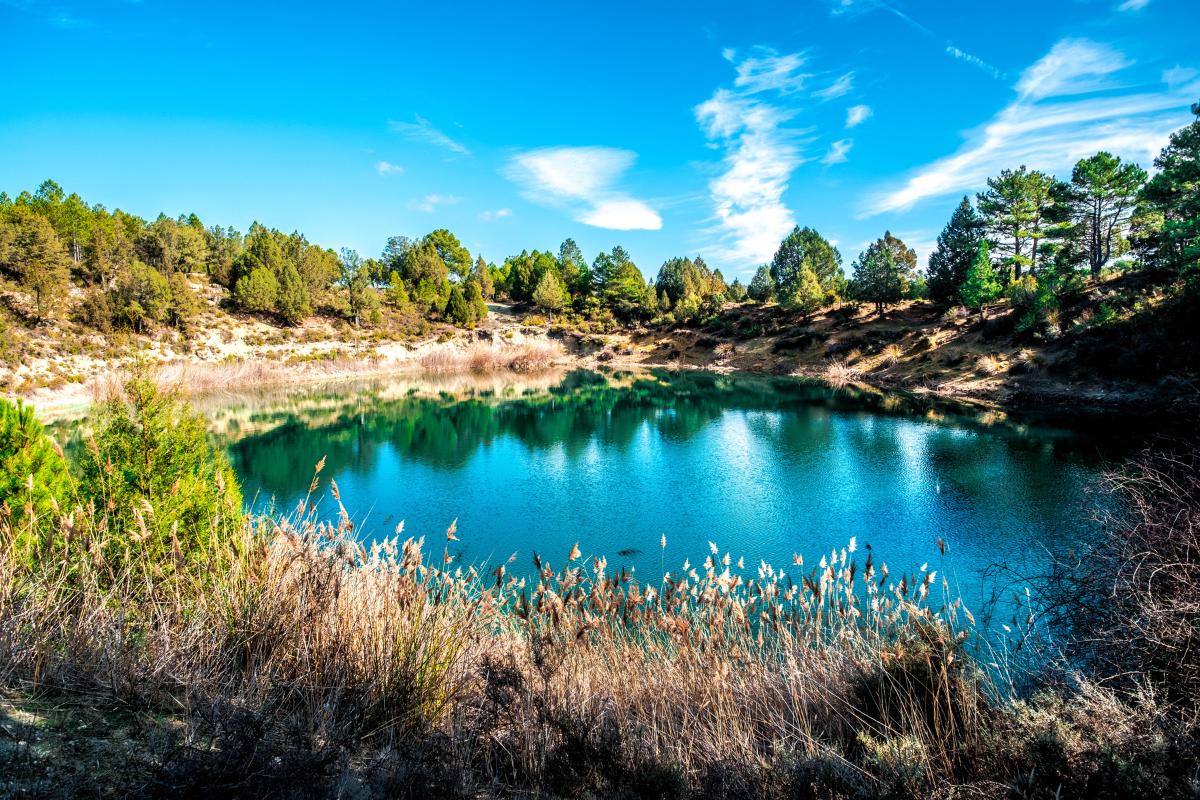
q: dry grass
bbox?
[882,343,904,366]
[420,341,561,375]
[976,354,1006,376]
[823,358,862,388]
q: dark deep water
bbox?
[215,369,1117,622]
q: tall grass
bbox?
[3,386,1199,796]
[420,341,560,374]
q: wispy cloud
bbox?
[695,48,816,267]
[411,194,460,213]
[375,160,403,176]
[846,104,873,128]
[945,44,1003,80]
[728,48,812,94]
[822,139,853,165]
[1118,0,1150,10]
[503,146,662,231]
[865,38,1198,216]
[388,115,471,156]
[814,71,855,100]
[478,208,513,222]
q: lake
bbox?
[208,368,1114,623]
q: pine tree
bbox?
[235,266,279,314]
[747,265,775,303]
[465,280,489,322]
[784,266,824,319]
[385,270,412,310]
[276,261,312,324]
[532,270,568,320]
[927,197,984,303]
[445,284,473,327]
[961,241,1002,318]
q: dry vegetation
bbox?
[3,443,1200,797]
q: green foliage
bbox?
[385,270,412,310]
[533,269,569,317]
[747,265,775,303]
[960,241,1002,315]
[234,266,280,314]
[167,272,201,330]
[726,278,748,303]
[465,280,489,322]
[1140,101,1200,290]
[770,226,845,301]
[1008,275,1058,335]
[1068,152,1147,277]
[0,398,74,561]
[654,255,727,318]
[471,255,494,299]
[977,166,1058,279]
[927,197,984,303]
[850,232,918,314]
[76,371,243,573]
[275,261,312,324]
[116,261,172,331]
[782,266,824,318]
[0,206,71,320]
[445,284,473,327]
[423,228,472,279]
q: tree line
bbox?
[1,102,1196,337]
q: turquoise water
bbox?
[218,369,1111,620]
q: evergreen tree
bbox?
[927,197,984,303]
[851,242,903,315]
[0,208,71,321]
[977,166,1057,279]
[783,266,824,320]
[770,226,845,300]
[471,255,494,299]
[532,269,568,319]
[1139,102,1200,288]
[747,265,775,303]
[445,284,473,327]
[0,398,74,560]
[465,280,489,322]
[235,266,280,314]
[960,241,1002,318]
[1068,152,1147,277]
[276,260,312,324]
[167,272,201,330]
[385,270,412,310]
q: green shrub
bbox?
[76,370,243,575]
[234,266,279,314]
[0,398,74,561]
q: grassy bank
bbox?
[1,378,1199,798]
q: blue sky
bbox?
[1,0,1197,281]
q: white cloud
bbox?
[945,45,1003,80]
[478,208,513,221]
[1015,39,1130,101]
[412,194,460,213]
[814,71,855,100]
[846,104,873,128]
[503,146,662,231]
[375,160,403,176]
[866,39,1197,216]
[388,115,471,156]
[695,83,806,266]
[1118,0,1149,10]
[822,139,853,164]
[1164,65,1199,89]
[729,48,812,94]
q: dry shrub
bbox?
[823,359,861,388]
[1048,448,1200,706]
[421,342,560,375]
[977,354,1005,376]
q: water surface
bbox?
[217,369,1113,619]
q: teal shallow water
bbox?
[218,369,1113,620]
